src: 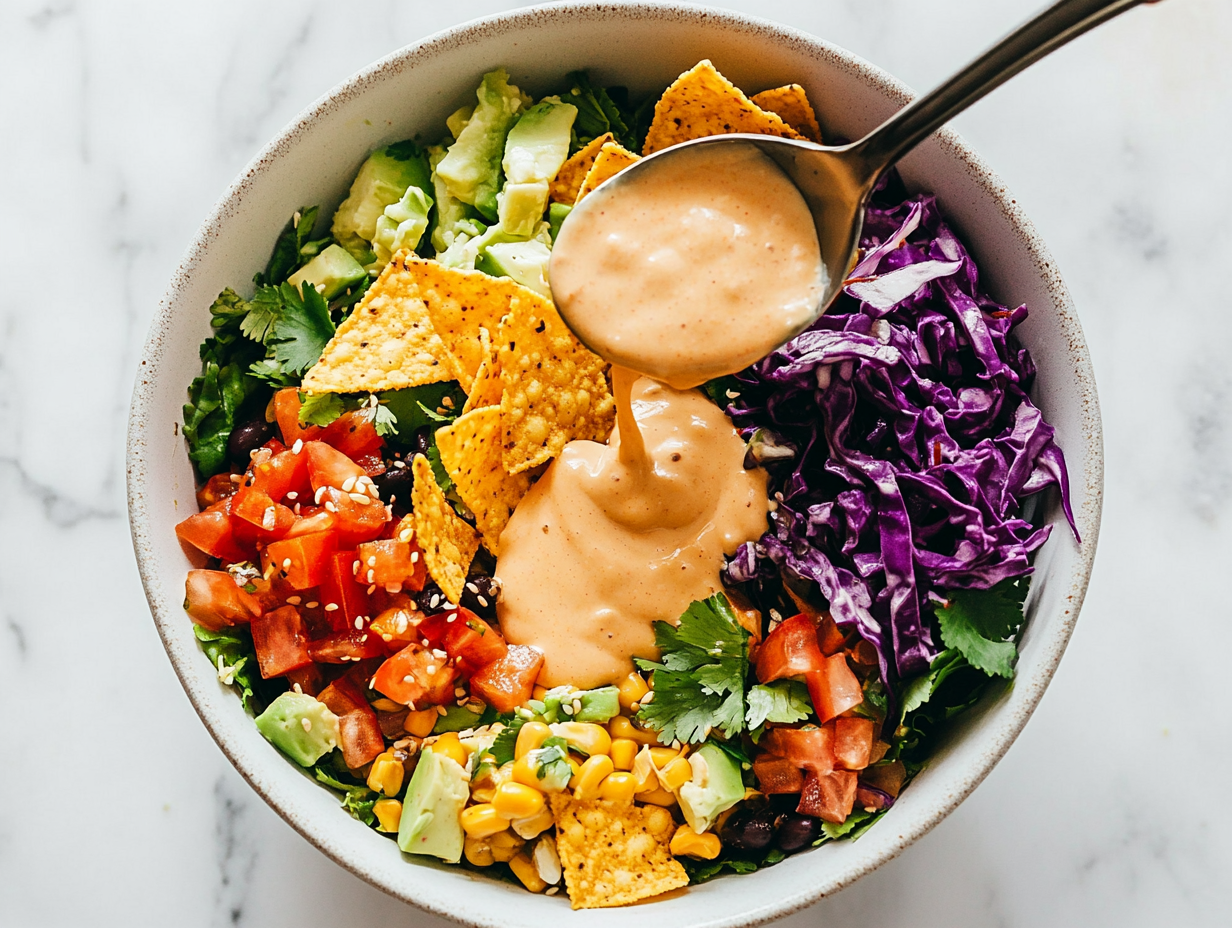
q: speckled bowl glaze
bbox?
[128,3,1103,925]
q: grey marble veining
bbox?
[2,1,1229,925]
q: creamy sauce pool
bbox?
[549,143,826,390]
[496,372,768,687]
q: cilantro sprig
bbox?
[934,577,1028,679]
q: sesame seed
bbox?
[432,649,447,660]
[325,603,339,612]
[324,501,337,513]
[305,601,319,609]
[385,582,402,594]
[262,507,277,530]
[352,559,361,574]
[286,491,298,500]
[355,617,363,630]
[545,887,559,896]
[477,595,488,607]
[229,474,243,483]
[561,704,574,715]
[466,582,479,594]
[293,503,301,515]
[314,486,327,505]
[572,699,583,714]
[456,699,468,707]
[410,552,419,564]
[421,638,430,647]
[429,594,440,608]
[399,530,412,543]
[640,691,654,704]
[367,570,376,584]
[301,718,312,732]
[455,687,466,698]
[291,439,303,454]
[442,396,454,408]
[281,558,292,569]
[367,556,377,567]
[435,407,447,415]
[446,613,456,624]
[403,675,415,684]
[293,683,303,694]
[367,584,376,595]
[725,389,741,399]
[341,476,357,492]
[436,705,448,716]
[286,596,301,605]
[351,493,372,505]
[426,664,436,675]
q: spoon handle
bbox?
[850,0,1151,181]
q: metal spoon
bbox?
[555,0,1157,341]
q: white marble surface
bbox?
[1,0,1229,924]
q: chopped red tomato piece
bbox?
[250,446,312,502]
[752,753,805,794]
[196,473,238,510]
[860,760,906,799]
[229,483,295,539]
[304,441,366,492]
[273,388,323,446]
[320,409,383,461]
[355,538,426,591]
[282,509,338,539]
[755,614,825,684]
[176,504,252,563]
[761,725,834,774]
[250,605,312,678]
[322,487,389,546]
[261,531,338,591]
[442,608,507,670]
[833,717,876,771]
[308,629,389,663]
[797,769,858,823]
[806,653,864,723]
[183,570,260,631]
[372,643,458,708]
[469,644,543,713]
[354,452,386,477]
[369,599,426,649]
[284,663,325,697]
[816,613,849,657]
[318,550,371,632]
[317,676,384,768]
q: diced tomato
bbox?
[369,599,427,649]
[372,643,458,708]
[308,629,389,663]
[355,452,386,477]
[869,740,891,766]
[851,640,880,666]
[285,663,325,697]
[755,614,825,684]
[183,569,260,631]
[250,605,312,678]
[469,644,543,713]
[250,447,312,502]
[261,531,338,591]
[860,760,906,799]
[412,611,450,649]
[833,717,876,770]
[283,509,338,539]
[761,725,835,774]
[176,505,252,563]
[442,608,507,670]
[816,613,849,657]
[725,590,763,646]
[304,441,366,492]
[320,409,383,460]
[806,653,864,723]
[322,487,389,546]
[229,483,295,539]
[318,550,371,631]
[273,388,323,446]
[317,676,384,768]
[797,769,858,823]
[355,538,426,591]
[196,473,238,510]
[752,753,805,795]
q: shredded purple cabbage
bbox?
[724,190,1075,683]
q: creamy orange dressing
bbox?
[549,143,826,390]
[495,372,768,687]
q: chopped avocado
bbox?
[573,686,621,723]
[676,742,745,834]
[331,140,432,263]
[432,704,484,733]
[397,747,470,862]
[445,105,474,141]
[254,692,340,767]
[475,240,552,297]
[533,685,576,724]
[429,144,482,256]
[548,202,572,243]
[497,98,577,235]
[286,243,367,301]
[497,181,551,237]
[435,69,526,222]
[371,184,434,266]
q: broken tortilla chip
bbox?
[410,453,479,604]
[300,250,457,393]
[462,327,503,415]
[751,84,822,143]
[435,406,529,556]
[550,132,613,204]
[400,256,527,394]
[551,795,688,909]
[498,289,615,474]
[642,59,803,155]
[574,141,640,204]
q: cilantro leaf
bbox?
[311,750,378,826]
[208,287,249,334]
[239,286,284,343]
[372,403,399,437]
[297,391,347,427]
[488,716,525,766]
[192,624,284,715]
[745,680,812,732]
[378,383,467,451]
[634,594,748,744]
[183,334,265,477]
[269,281,335,376]
[935,578,1028,678]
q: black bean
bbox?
[460,575,500,619]
[411,427,432,457]
[227,418,273,466]
[722,806,775,852]
[774,812,821,853]
[373,461,414,516]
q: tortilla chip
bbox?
[462,327,503,415]
[410,453,479,604]
[498,290,615,474]
[550,132,613,204]
[401,256,527,393]
[574,142,640,204]
[642,60,803,155]
[434,407,529,556]
[551,796,688,909]
[751,84,822,142]
[301,251,457,393]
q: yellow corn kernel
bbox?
[508,851,548,893]
[464,835,495,867]
[551,722,612,757]
[488,829,526,863]
[598,771,638,803]
[373,798,402,833]
[572,755,615,800]
[659,756,693,792]
[567,756,582,778]
[649,746,680,767]
[637,786,679,807]
[430,732,467,767]
[609,738,639,771]
[471,788,496,804]
[492,781,547,819]
[511,806,555,839]
[511,755,540,789]
[370,697,405,712]
[617,672,651,710]
[515,721,553,760]
[460,803,511,838]
[532,685,550,701]
[366,752,405,797]
[404,708,438,738]
[608,715,661,745]
[670,825,722,860]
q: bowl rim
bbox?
[127,2,1104,924]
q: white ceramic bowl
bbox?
[128,4,1103,925]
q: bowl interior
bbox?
[128,4,1102,927]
